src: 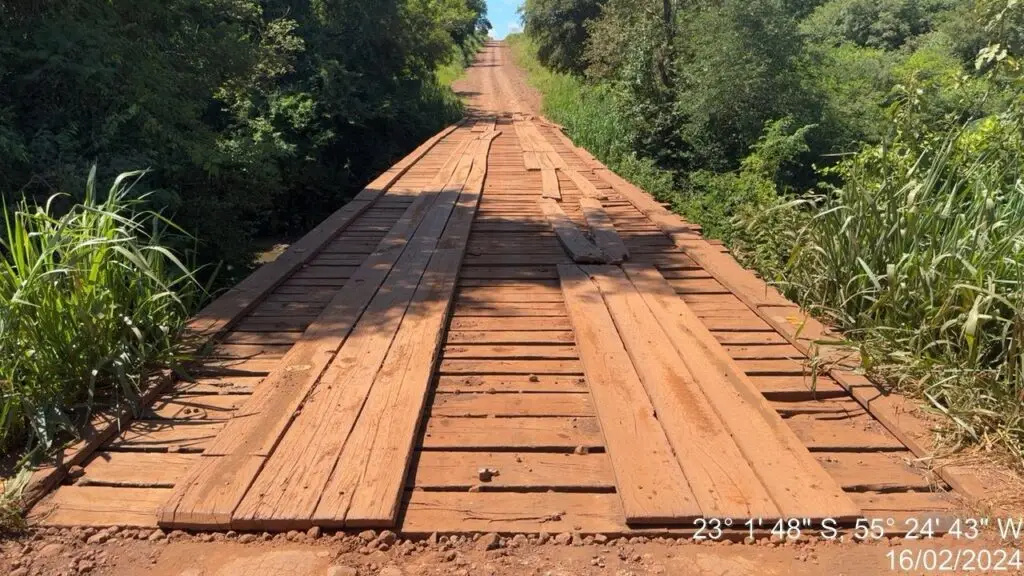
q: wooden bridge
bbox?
[28,42,963,535]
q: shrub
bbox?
[0,169,202,455]
[781,120,1024,454]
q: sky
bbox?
[487,0,524,39]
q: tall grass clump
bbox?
[780,116,1024,456]
[0,168,202,456]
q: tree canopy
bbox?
[0,0,488,273]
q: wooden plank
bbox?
[558,264,700,524]
[584,266,777,520]
[445,331,575,345]
[523,151,542,170]
[159,131,479,529]
[453,304,566,317]
[722,344,804,359]
[538,199,605,264]
[219,331,302,345]
[620,265,860,521]
[579,198,629,264]
[815,452,937,492]
[457,287,563,302]
[540,168,561,200]
[410,452,614,489]
[851,491,955,513]
[230,139,482,530]
[106,420,223,452]
[31,486,168,527]
[421,416,603,450]
[431,393,592,417]
[464,254,571,266]
[450,317,572,331]
[400,491,624,535]
[435,374,587,393]
[440,359,583,375]
[208,342,294,358]
[787,413,906,452]
[564,170,606,200]
[174,376,260,395]
[443,344,577,359]
[81,452,200,487]
[459,266,558,279]
[144,394,245,421]
[320,133,501,527]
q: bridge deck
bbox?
[28,43,959,535]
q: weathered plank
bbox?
[158,131,479,529]
[540,168,561,200]
[538,199,605,264]
[564,170,606,200]
[320,133,501,527]
[443,344,577,359]
[621,265,860,521]
[435,374,587,393]
[815,452,937,492]
[421,416,603,450]
[230,139,481,530]
[80,452,200,488]
[400,491,624,535]
[579,198,629,264]
[558,264,701,524]
[410,452,614,490]
[584,266,777,520]
[31,486,168,528]
[431,393,592,417]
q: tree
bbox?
[0,0,485,275]
[522,0,606,75]
[800,0,958,50]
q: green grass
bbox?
[0,168,202,457]
[772,122,1024,457]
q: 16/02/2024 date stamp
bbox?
[691,516,1024,571]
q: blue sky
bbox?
[487,0,524,39]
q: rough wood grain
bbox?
[621,264,860,521]
[421,416,603,450]
[320,133,501,528]
[31,486,168,528]
[564,170,607,200]
[558,264,701,524]
[540,168,561,200]
[410,451,614,490]
[584,266,777,520]
[579,198,629,264]
[538,199,605,264]
[229,140,480,530]
[158,131,478,529]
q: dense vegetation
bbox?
[1,0,489,276]
[516,0,1024,461]
[0,0,488,464]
